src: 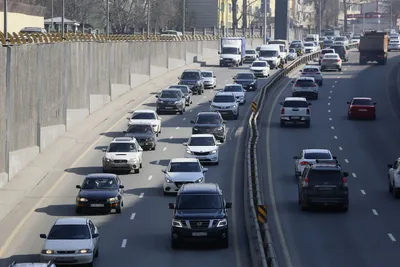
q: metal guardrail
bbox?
[245,42,359,267]
[0,31,262,46]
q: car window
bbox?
[307,170,343,185]
[176,195,223,209]
[48,225,91,240]
[324,54,339,59]
[189,136,215,146]
[236,73,254,79]
[127,124,153,134]
[131,112,155,120]
[289,48,295,53]
[304,152,331,159]
[168,162,201,172]
[321,49,335,54]
[196,114,222,124]
[170,85,189,93]
[283,100,308,107]
[224,85,242,92]
[252,61,267,67]
[259,50,278,57]
[82,177,118,190]
[246,50,256,54]
[295,80,315,87]
[303,68,319,73]
[89,221,95,234]
[352,99,373,105]
[201,72,213,77]
[304,43,313,47]
[330,46,345,53]
[107,142,137,152]
[213,95,235,103]
[160,91,181,98]
[181,72,200,79]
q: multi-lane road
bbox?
[259,50,400,267]
[0,56,279,267]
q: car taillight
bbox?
[303,177,309,187]
[306,108,310,114]
[300,161,308,165]
[342,177,348,187]
[281,108,284,114]
[336,59,340,62]
[311,84,317,87]
[316,72,321,75]
[378,55,383,58]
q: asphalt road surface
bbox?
[0,58,279,267]
[259,50,400,267]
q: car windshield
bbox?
[213,95,235,103]
[352,99,373,105]
[322,50,335,54]
[324,55,338,59]
[246,50,256,54]
[169,162,201,172]
[236,73,254,79]
[131,112,155,120]
[335,37,345,41]
[201,72,212,77]
[82,177,118,190]
[222,47,239,54]
[303,68,319,73]
[196,114,222,124]
[176,195,223,209]
[224,85,242,92]
[160,91,180,98]
[324,40,334,44]
[304,152,331,159]
[290,44,300,49]
[304,43,313,47]
[127,124,153,134]
[252,62,267,67]
[353,36,360,39]
[295,80,315,87]
[259,50,278,57]
[170,86,189,93]
[47,225,91,240]
[283,100,308,107]
[181,72,200,80]
[308,170,343,185]
[189,136,215,146]
[107,143,137,152]
[289,48,296,53]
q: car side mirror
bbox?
[138,148,143,152]
[40,234,47,239]
[342,172,349,177]
[308,103,312,106]
[225,202,232,209]
[76,185,81,189]
[177,76,180,79]
[190,120,195,124]
[388,164,393,168]
[333,156,337,159]
[102,148,107,152]
[168,203,175,209]
[279,102,283,105]
[215,141,221,146]
[203,168,208,173]
[214,75,216,78]
[162,169,166,173]
[293,156,299,159]
[122,131,127,134]
[183,142,188,146]
[92,233,100,238]
[347,102,350,104]
[299,70,302,72]
[223,120,227,124]
[119,185,125,189]
[155,95,159,98]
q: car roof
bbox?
[197,111,220,116]
[178,183,221,195]
[55,217,88,225]
[252,60,267,63]
[128,121,152,125]
[322,48,335,51]
[304,42,315,44]
[224,84,242,87]
[133,109,155,114]
[10,264,54,267]
[86,173,117,179]
[246,49,256,51]
[352,97,372,100]
[169,85,188,88]
[190,134,215,138]
[237,72,254,75]
[284,97,307,101]
[111,137,136,143]
[215,92,235,97]
[303,149,331,154]
[201,70,213,73]
[183,69,200,72]
[170,158,199,163]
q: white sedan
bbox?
[183,134,221,164]
[293,149,336,177]
[222,84,246,104]
[387,157,400,198]
[128,109,161,135]
[250,60,270,77]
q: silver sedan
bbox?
[201,71,217,89]
[320,53,342,72]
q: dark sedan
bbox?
[75,173,124,214]
[233,72,257,91]
[124,123,157,150]
[190,112,226,143]
[168,85,192,106]
[156,89,186,114]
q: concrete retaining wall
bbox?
[0,38,262,187]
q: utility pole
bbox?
[61,0,65,39]
[390,0,393,30]
[319,0,322,37]
[3,0,7,40]
[106,0,110,37]
[51,0,54,32]
[263,0,267,44]
[147,0,151,38]
[183,0,186,36]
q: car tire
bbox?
[102,168,108,173]
[338,67,342,72]
[180,108,185,115]
[95,248,99,258]
[300,199,308,211]
[87,262,94,267]
[320,67,325,72]
[347,114,352,120]
[319,81,323,86]
[198,90,202,95]
[116,203,122,214]
[214,161,219,165]
[389,177,393,192]
[140,162,143,168]
[392,184,400,198]
[305,121,311,128]
[171,239,180,249]
[134,168,140,174]
[280,120,285,127]
[221,237,229,248]
[314,94,318,100]
[372,114,376,120]
[235,113,239,120]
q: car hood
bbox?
[203,77,214,82]
[165,172,204,182]
[187,145,218,152]
[229,91,245,97]
[105,152,139,159]
[79,189,119,199]
[174,209,225,219]
[211,102,236,107]
[259,57,277,61]
[128,119,158,126]
[44,239,92,251]
[125,132,154,139]
[251,66,268,71]
[235,79,254,83]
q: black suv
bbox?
[191,112,226,142]
[168,183,232,248]
[329,44,349,62]
[156,89,186,114]
[178,69,204,95]
[298,159,349,212]
[233,72,257,91]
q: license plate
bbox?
[291,117,300,119]
[56,257,71,261]
[90,204,104,207]
[192,232,207,237]
[165,107,174,109]
[359,109,367,111]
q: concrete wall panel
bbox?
[91,43,109,95]
[0,48,7,174]
[150,42,168,68]
[130,42,150,75]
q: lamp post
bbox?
[51,0,54,32]
[3,0,7,40]
[146,0,151,39]
[61,0,65,39]
[263,0,267,44]
[183,0,186,36]
[318,0,322,37]
[106,0,110,37]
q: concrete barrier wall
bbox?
[0,38,262,188]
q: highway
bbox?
[259,50,400,267]
[0,56,278,267]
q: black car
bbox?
[168,85,192,106]
[328,44,349,62]
[233,72,257,91]
[156,89,186,114]
[123,123,157,150]
[75,173,124,214]
[178,69,204,95]
[190,112,226,143]
[169,183,232,248]
[298,159,349,212]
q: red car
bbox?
[347,97,376,120]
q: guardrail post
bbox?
[141,28,145,36]
[251,27,254,37]
[259,26,263,37]
[203,28,207,35]
[212,26,216,36]
[192,28,196,36]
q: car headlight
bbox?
[195,177,204,183]
[193,127,199,131]
[217,126,223,131]
[129,158,138,162]
[172,219,183,228]
[78,249,92,254]
[42,250,54,254]
[216,218,228,227]
[107,197,117,202]
[103,157,111,162]
[165,178,173,183]
[157,100,164,103]
[250,81,256,85]
[210,150,217,154]
[186,149,192,154]
[77,197,88,202]
[229,105,237,109]
[174,101,181,104]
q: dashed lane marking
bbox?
[328,110,331,113]
[183,118,186,121]
[163,147,167,151]
[121,239,128,248]
[148,175,153,180]
[345,159,349,163]
[372,209,378,216]
[388,233,396,242]
[361,190,366,195]
[331,126,334,130]
[330,90,333,93]
[328,96,331,99]
[130,213,136,220]
[352,173,357,178]
[139,193,144,198]
[176,126,180,129]
[329,118,332,121]
[169,136,173,139]
[328,103,331,105]
[334,136,338,139]
[339,146,343,150]
[190,110,193,112]
[335,81,337,83]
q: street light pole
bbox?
[390,0,393,30]
[147,0,151,38]
[106,0,110,37]
[263,0,267,44]
[3,0,7,40]
[183,0,186,36]
[319,0,322,37]
[51,0,54,32]
[61,0,65,39]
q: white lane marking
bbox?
[344,68,347,71]
[331,126,334,129]
[155,159,160,164]
[332,85,335,88]
[229,126,236,140]
[361,190,366,195]
[328,96,331,99]
[388,233,396,242]
[339,146,343,150]
[329,118,332,121]
[330,90,333,93]
[176,126,180,129]
[334,136,338,139]
[352,173,357,178]
[203,96,206,98]
[335,81,338,83]
[121,239,128,248]
[130,213,136,220]
[328,110,331,113]
[183,118,186,121]
[169,136,173,139]
[372,209,379,216]
[190,109,193,112]
[328,103,331,105]
[148,175,153,180]
[337,77,340,79]
[345,159,349,163]
[163,147,167,151]
[139,193,144,198]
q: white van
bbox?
[259,45,281,69]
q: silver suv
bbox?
[280,97,312,128]
[102,137,144,174]
[209,92,239,120]
[291,77,319,100]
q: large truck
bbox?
[359,31,388,65]
[219,37,246,67]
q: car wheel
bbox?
[392,184,399,198]
[140,162,143,168]
[305,121,311,128]
[171,239,180,249]
[389,177,393,192]
[372,114,376,120]
[214,161,219,165]
[319,81,323,86]
[116,203,122,214]
[221,237,229,248]
[314,94,318,100]
[235,113,239,120]
[87,262,94,267]
[180,108,184,115]
[347,114,352,120]
[102,168,108,173]
[134,168,140,174]
[95,248,99,258]
[198,90,202,95]
[280,120,285,127]
[338,68,342,72]
[300,199,308,211]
